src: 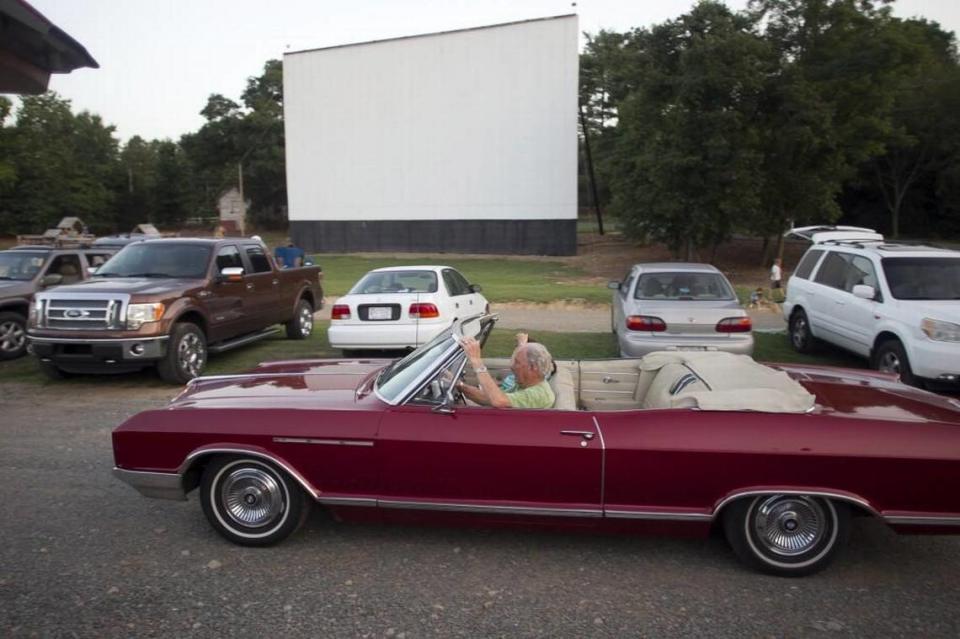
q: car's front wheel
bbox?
[723,494,849,577]
[0,312,29,360]
[788,309,815,353]
[285,298,314,340]
[200,456,310,546]
[873,339,919,387]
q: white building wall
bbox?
[283,16,578,224]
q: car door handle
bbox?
[601,376,619,384]
[246,283,255,290]
[560,430,595,440]
[272,279,279,286]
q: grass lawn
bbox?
[0,321,865,388]
[311,255,610,304]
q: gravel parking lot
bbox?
[2,382,959,638]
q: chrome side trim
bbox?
[112,468,186,501]
[273,437,374,447]
[884,515,960,526]
[605,509,712,521]
[191,371,366,384]
[28,335,169,343]
[378,499,603,518]
[316,496,378,507]
[180,447,320,500]
[712,490,879,518]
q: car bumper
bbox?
[907,339,960,381]
[618,333,755,358]
[327,322,448,349]
[29,335,168,369]
[113,467,186,501]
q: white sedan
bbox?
[328,265,489,353]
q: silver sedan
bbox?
[609,263,754,357]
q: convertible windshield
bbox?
[376,327,458,403]
[634,272,735,300]
[349,270,438,294]
[0,251,47,281]
[882,257,960,300]
[95,244,212,279]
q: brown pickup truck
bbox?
[28,238,323,383]
[0,244,117,360]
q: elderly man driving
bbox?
[457,336,555,409]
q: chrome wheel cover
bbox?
[220,467,285,528]
[878,350,901,374]
[177,332,206,377]
[790,315,808,349]
[0,320,26,353]
[752,495,828,557]
[299,305,313,337]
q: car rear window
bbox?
[793,249,824,280]
[882,257,960,300]
[350,270,438,294]
[634,272,735,300]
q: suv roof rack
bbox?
[785,225,884,245]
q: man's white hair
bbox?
[519,343,553,378]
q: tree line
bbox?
[580,0,960,259]
[0,60,285,235]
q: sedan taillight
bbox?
[331,304,351,320]
[626,315,667,332]
[716,317,752,333]
[409,303,440,319]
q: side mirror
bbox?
[87,266,98,275]
[304,258,315,266]
[220,266,245,282]
[608,281,621,290]
[852,284,876,300]
[41,273,63,288]
[469,284,483,293]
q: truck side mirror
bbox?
[852,284,876,300]
[469,284,483,293]
[220,267,245,282]
[607,281,621,290]
[41,273,63,288]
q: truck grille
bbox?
[43,298,122,330]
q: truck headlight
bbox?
[921,318,960,342]
[126,303,165,330]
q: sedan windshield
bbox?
[376,327,458,403]
[0,252,46,281]
[95,244,212,279]
[349,270,438,294]
[634,272,735,300]
[882,257,960,300]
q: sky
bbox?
[17,0,960,142]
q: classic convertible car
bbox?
[113,315,960,576]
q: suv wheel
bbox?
[873,339,919,388]
[788,309,815,353]
[157,322,207,384]
[0,312,28,360]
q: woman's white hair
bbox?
[519,343,553,378]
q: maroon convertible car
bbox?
[113,315,960,576]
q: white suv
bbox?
[783,226,960,388]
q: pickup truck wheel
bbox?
[0,312,28,360]
[200,456,310,546]
[157,322,207,384]
[723,495,849,577]
[285,299,314,340]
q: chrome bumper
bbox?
[113,467,186,501]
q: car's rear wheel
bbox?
[200,456,310,546]
[157,322,206,384]
[873,339,919,387]
[723,494,849,577]
[285,298,314,340]
[0,312,28,360]
[788,309,815,353]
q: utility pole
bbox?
[579,103,604,235]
